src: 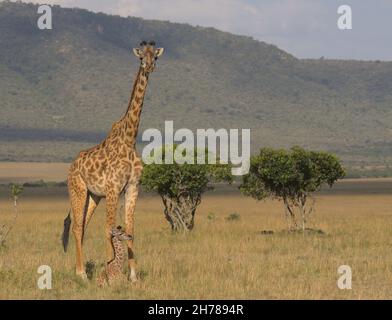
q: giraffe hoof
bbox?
[128,273,138,283]
[130,277,138,284]
[76,271,88,280]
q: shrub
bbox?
[240,147,345,231]
[207,212,216,221]
[0,184,23,247]
[141,145,232,232]
[225,213,240,222]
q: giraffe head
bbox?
[111,226,133,241]
[133,40,164,73]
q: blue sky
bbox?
[14,0,392,60]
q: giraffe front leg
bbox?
[105,189,119,263]
[125,172,141,283]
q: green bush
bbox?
[141,145,232,232]
[225,213,240,222]
[240,147,345,231]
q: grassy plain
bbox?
[1,170,392,299]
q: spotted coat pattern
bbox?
[67,42,164,282]
[97,227,132,287]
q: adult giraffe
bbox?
[62,41,164,282]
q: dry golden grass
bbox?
[1,185,392,300]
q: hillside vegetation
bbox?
[1,2,392,175]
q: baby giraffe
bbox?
[97,226,132,287]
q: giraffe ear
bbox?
[155,47,164,58]
[133,48,142,58]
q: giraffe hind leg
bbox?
[84,193,101,236]
[68,174,89,278]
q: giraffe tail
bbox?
[62,210,72,253]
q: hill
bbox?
[1,1,392,176]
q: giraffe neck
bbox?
[112,237,125,264]
[122,67,149,147]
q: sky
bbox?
[12,0,392,60]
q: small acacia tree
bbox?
[141,145,232,232]
[240,147,345,231]
[0,184,23,247]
